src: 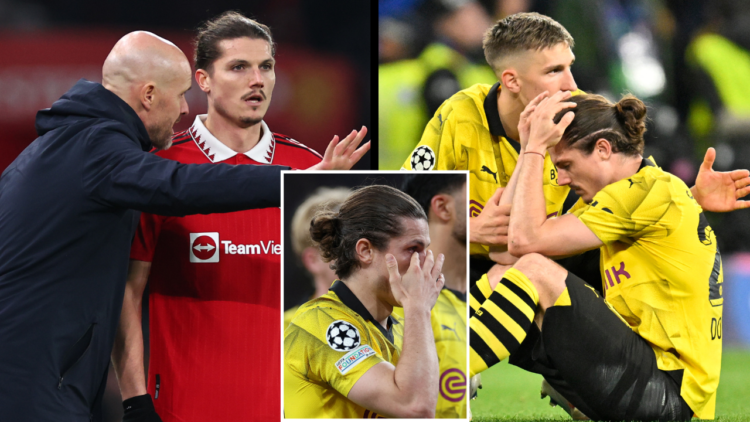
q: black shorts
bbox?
[509,272,692,421]
[469,256,495,288]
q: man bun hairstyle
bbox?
[483,12,574,72]
[554,94,647,156]
[310,185,427,280]
[195,11,275,73]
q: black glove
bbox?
[122,394,163,422]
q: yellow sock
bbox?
[469,268,539,376]
[469,273,493,317]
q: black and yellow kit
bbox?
[466,160,720,420]
[393,288,468,418]
[284,280,403,418]
[571,159,722,419]
[401,82,578,258]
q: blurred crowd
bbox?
[379,0,750,253]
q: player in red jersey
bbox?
[110,12,367,422]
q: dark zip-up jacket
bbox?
[0,80,289,421]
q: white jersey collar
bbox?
[189,114,275,164]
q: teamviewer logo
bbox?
[190,232,219,263]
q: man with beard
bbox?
[0,30,364,422]
[401,174,468,418]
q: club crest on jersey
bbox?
[326,320,361,351]
[190,232,219,263]
[410,145,435,171]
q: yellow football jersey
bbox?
[572,159,722,419]
[284,280,404,418]
[392,288,468,418]
[401,83,574,258]
[283,306,298,330]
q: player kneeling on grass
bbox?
[469,91,722,421]
[284,185,445,418]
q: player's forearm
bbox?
[499,152,524,206]
[393,305,438,417]
[111,288,147,400]
[509,152,548,256]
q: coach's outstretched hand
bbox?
[386,250,444,311]
[691,147,750,212]
[122,394,163,422]
[308,126,370,170]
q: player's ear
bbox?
[301,247,320,273]
[595,138,612,160]
[196,69,211,93]
[354,238,374,265]
[430,194,453,224]
[501,68,521,94]
[140,83,156,111]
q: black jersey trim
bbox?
[639,158,656,170]
[171,138,192,146]
[445,287,467,303]
[329,280,397,343]
[562,188,581,214]
[483,82,521,154]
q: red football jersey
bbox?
[130,116,321,421]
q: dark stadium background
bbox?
[0,1,370,420]
[380,0,750,419]
[379,0,750,352]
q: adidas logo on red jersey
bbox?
[189,232,280,263]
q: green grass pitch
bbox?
[471,348,750,421]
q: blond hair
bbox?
[290,187,350,257]
[483,12,574,73]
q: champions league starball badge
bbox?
[326,320,361,352]
[410,145,436,171]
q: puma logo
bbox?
[481,166,498,183]
[441,323,459,338]
[628,178,640,188]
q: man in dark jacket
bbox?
[0,31,368,422]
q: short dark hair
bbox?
[554,94,647,156]
[400,174,466,217]
[310,185,427,280]
[483,12,574,73]
[194,11,275,72]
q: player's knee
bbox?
[513,253,552,277]
[513,253,566,304]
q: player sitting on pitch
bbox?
[469,90,722,421]
[284,185,445,418]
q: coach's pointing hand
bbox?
[309,126,370,170]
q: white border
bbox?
[280,170,470,421]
